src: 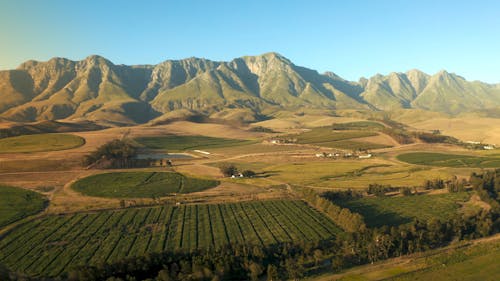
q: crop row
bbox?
[0,200,342,277]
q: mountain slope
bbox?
[412,71,500,114]
[0,53,499,124]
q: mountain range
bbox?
[1,52,499,125]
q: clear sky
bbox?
[1,0,499,83]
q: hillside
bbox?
[0,53,499,124]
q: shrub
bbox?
[242,170,256,178]
[220,164,239,177]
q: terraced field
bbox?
[135,135,256,151]
[330,192,471,227]
[71,172,219,198]
[0,200,342,277]
[397,152,500,168]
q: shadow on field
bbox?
[254,170,280,178]
[334,201,413,228]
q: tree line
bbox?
[294,186,366,233]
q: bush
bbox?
[220,164,238,177]
[249,126,276,133]
[401,187,413,196]
[242,170,256,178]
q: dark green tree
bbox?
[219,164,238,177]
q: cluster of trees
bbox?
[381,128,413,144]
[470,169,500,214]
[324,185,415,199]
[412,132,458,144]
[367,184,400,196]
[62,241,337,281]
[423,177,468,193]
[349,210,497,264]
[446,176,468,193]
[296,187,366,233]
[219,164,256,178]
[248,126,276,133]
[423,178,445,189]
[84,139,138,168]
[321,189,362,201]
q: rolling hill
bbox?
[0,52,499,125]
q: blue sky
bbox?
[1,0,499,83]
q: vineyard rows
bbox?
[0,200,341,277]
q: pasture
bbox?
[392,238,500,281]
[0,185,47,228]
[229,161,374,187]
[397,152,500,168]
[330,192,471,227]
[71,172,219,198]
[0,200,342,277]
[318,164,453,189]
[0,133,85,153]
[214,160,452,190]
[135,135,256,151]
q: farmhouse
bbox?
[231,173,244,178]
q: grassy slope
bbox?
[0,185,46,228]
[331,192,471,227]
[71,172,219,198]
[0,133,85,153]
[310,235,500,281]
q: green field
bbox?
[0,200,342,277]
[0,133,85,153]
[331,192,471,227]
[397,152,500,168]
[135,135,255,151]
[392,239,500,281]
[312,237,500,281]
[293,127,388,150]
[0,185,47,228]
[72,172,219,198]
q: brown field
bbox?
[410,117,500,144]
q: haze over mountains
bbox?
[1,52,499,125]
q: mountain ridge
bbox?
[0,52,499,125]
